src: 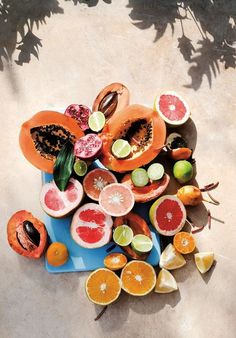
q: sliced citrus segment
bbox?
[131,168,149,187]
[86,268,121,305]
[99,183,135,217]
[121,260,156,296]
[149,195,186,236]
[113,225,134,246]
[83,168,117,201]
[111,139,131,159]
[194,252,214,274]
[173,231,196,254]
[154,91,190,126]
[131,234,153,254]
[147,163,164,181]
[159,243,186,270]
[104,253,127,271]
[46,242,69,267]
[155,269,178,293]
[73,160,88,177]
[88,111,106,132]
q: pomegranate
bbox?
[74,133,102,159]
[64,104,91,131]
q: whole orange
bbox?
[46,242,69,267]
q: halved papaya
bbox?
[121,173,170,203]
[113,212,152,260]
[19,111,84,173]
[99,105,166,172]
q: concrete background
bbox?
[1,1,236,337]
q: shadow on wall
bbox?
[128,0,236,90]
[0,0,235,90]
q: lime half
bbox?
[113,225,134,246]
[88,111,106,132]
[73,160,88,177]
[147,163,164,181]
[112,139,131,159]
[131,234,153,253]
[131,168,149,187]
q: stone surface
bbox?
[0,1,236,338]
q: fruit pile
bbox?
[7,83,219,319]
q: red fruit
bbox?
[74,134,102,159]
[121,173,170,203]
[70,203,113,248]
[64,104,91,131]
[7,210,48,259]
[40,178,84,218]
[83,168,117,201]
[149,195,186,236]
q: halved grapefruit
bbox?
[40,178,84,218]
[70,203,113,249]
[154,91,190,126]
[149,195,186,236]
[83,168,117,201]
[99,183,135,217]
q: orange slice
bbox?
[121,261,156,296]
[46,242,69,267]
[104,253,127,271]
[173,231,196,254]
[85,268,121,305]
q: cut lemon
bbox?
[113,225,134,246]
[88,111,106,132]
[112,139,131,159]
[194,252,214,274]
[159,243,186,270]
[73,159,88,177]
[155,268,178,293]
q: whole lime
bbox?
[173,160,193,184]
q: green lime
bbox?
[113,225,134,246]
[73,160,88,176]
[111,139,131,159]
[131,234,153,253]
[88,111,106,132]
[147,163,164,181]
[173,160,193,184]
[131,168,149,187]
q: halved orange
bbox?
[85,268,121,305]
[104,253,127,271]
[46,242,69,267]
[120,261,156,296]
[173,231,196,254]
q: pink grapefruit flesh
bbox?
[99,183,135,217]
[149,195,186,236]
[40,178,84,218]
[83,168,117,201]
[70,203,113,248]
[155,91,190,126]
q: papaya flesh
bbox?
[19,111,84,173]
[99,104,166,172]
[7,210,48,259]
[113,212,152,260]
[121,173,170,203]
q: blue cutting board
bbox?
[42,162,161,273]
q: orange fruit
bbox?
[120,261,156,296]
[85,268,121,305]
[104,253,127,271]
[46,242,69,267]
[173,231,196,254]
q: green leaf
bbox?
[53,141,75,191]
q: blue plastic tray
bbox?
[42,163,161,273]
